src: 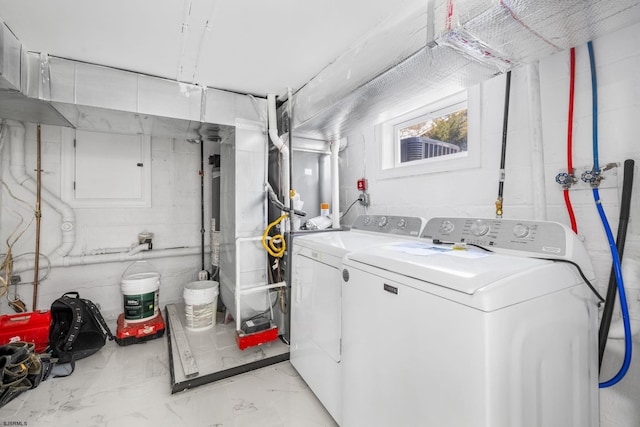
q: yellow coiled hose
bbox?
[262,214,288,257]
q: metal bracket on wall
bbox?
[555,163,619,191]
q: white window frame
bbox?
[377,86,480,179]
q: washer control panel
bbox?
[352,215,423,237]
[421,217,568,257]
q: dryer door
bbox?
[292,254,342,362]
[290,252,343,424]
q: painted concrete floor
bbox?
[0,315,338,427]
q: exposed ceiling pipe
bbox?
[526,63,547,220]
[267,93,290,229]
[287,87,294,214]
[330,140,340,229]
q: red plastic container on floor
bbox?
[115,311,165,346]
[0,310,51,352]
[235,325,279,350]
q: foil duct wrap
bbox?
[292,43,497,140]
[290,0,640,141]
[435,0,640,71]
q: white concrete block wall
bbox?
[0,122,216,321]
[338,22,640,427]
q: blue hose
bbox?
[588,41,632,388]
[594,188,632,388]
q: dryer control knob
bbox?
[513,223,530,239]
[470,220,490,237]
[440,220,455,233]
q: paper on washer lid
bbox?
[345,242,551,296]
[385,241,490,259]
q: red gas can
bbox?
[0,310,51,353]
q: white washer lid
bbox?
[346,241,551,295]
[294,230,414,258]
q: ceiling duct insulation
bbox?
[2,43,264,140]
[292,43,498,140]
[289,0,640,141]
[434,0,640,70]
[0,21,71,126]
[289,0,430,128]
[0,20,20,91]
[23,53,253,140]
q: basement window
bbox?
[378,87,480,178]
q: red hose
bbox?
[565,48,578,233]
[563,190,577,232]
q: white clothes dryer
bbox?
[341,217,599,427]
[290,215,424,425]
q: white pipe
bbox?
[235,236,262,331]
[234,235,284,331]
[14,246,207,272]
[6,119,76,258]
[330,140,340,229]
[526,64,547,220]
[127,243,151,256]
[90,247,132,255]
[5,119,206,274]
[267,94,290,225]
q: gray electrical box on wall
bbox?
[61,129,152,207]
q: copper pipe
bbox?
[33,124,42,310]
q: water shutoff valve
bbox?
[556,172,570,185]
[138,232,154,250]
[581,170,600,186]
[555,172,577,189]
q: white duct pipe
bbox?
[331,140,340,229]
[6,119,76,258]
[267,94,290,222]
[526,64,547,220]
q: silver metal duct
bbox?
[1,41,263,139]
[0,21,72,126]
[26,54,258,139]
[0,19,20,91]
[290,0,640,141]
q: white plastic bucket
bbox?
[121,272,160,322]
[184,280,219,331]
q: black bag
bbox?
[49,292,114,364]
[0,342,53,408]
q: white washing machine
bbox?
[341,217,600,427]
[290,215,424,425]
